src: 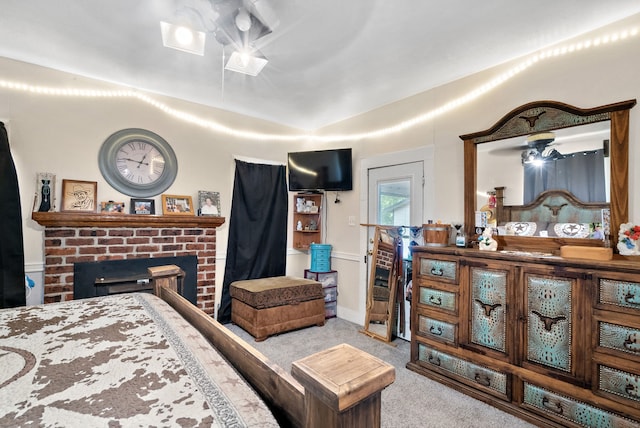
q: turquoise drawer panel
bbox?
[417,315,456,344]
[526,275,572,372]
[418,343,507,396]
[419,258,457,282]
[599,365,640,404]
[523,382,638,428]
[599,321,640,356]
[470,267,507,353]
[418,287,456,312]
[599,279,640,312]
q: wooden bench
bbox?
[230,276,326,341]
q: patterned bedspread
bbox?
[0,293,278,427]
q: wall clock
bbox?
[98,128,178,198]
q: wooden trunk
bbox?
[232,298,325,341]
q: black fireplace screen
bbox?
[73,256,198,305]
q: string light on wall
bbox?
[0,25,637,143]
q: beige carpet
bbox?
[226,317,537,428]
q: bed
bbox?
[493,187,609,239]
[0,267,394,427]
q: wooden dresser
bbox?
[407,246,640,427]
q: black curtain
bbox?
[217,160,288,323]
[524,149,606,204]
[0,121,26,308]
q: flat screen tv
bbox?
[288,148,353,191]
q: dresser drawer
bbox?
[417,257,458,284]
[417,343,509,400]
[597,321,640,358]
[523,382,638,427]
[418,286,457,313]
[598,278,640,314]
[597,365,640,405]
[417,315,456,345]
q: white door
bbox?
[368,161,423,340]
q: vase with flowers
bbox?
[617,222,640,255]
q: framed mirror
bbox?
[460,99,636,253]
[362,226,402,343]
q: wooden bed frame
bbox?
[494,187,610,226]
[491,187,610,253]
[148,266,395,428]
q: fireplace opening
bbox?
[73,255,198,305]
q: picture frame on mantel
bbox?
[60,179,97,212]
[130,198,155,215]
[33,172,56,212]
[197,190,221,216]
[161,194,194,216]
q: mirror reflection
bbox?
[462,99,635,250]
[363,226,401,343]
[477,121,611,209]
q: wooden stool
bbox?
[291,343,395,428]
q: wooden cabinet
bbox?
[408,247,640,427]
[292,193,322,250]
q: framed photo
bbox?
[130,198,155,215]
[33,172,56,212]
[61,179,97,212]
[197,190,221,216]
[100,201,125,213]
[161,194,194,216]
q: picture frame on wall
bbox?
[197,190,221,216]
[161,194,194,216]
[100,201,125,213]
[130,198,155,215]
[60,179,97,212]
[33,172,56,212]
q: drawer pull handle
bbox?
[532,310,566,332]
[623,335,639,353]
[429,325,443,336]
[429,295,442,306]
[475,299,502,317]
[427,353,441,366]
[430,267,444,276]
[625,383,639,398]
[624,291,640,306]
[542,397,563,415]
[474,373,491,387]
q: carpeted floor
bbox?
[226,317,537,428]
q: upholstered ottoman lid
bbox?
[230,276,324,309]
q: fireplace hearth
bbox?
[74,256,197,304]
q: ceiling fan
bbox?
[486,131,564,163]
[520,132,565,164]
[162,0,278,75]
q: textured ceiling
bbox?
[1,1,640,130]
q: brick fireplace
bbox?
[32,212,225,315]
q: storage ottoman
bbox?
[230,276,326,341]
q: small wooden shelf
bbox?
[293,193,322,250]
[32,211,226,228]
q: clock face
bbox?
[115,139,166,185]
[99,129,177,198]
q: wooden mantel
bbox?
[32,211,226,228]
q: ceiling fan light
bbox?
[225,50,268,76]
[160,21,206,56]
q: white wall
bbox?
[4,15,640,324]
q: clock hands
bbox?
[137,153,148,169]
[119,156,149,167]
